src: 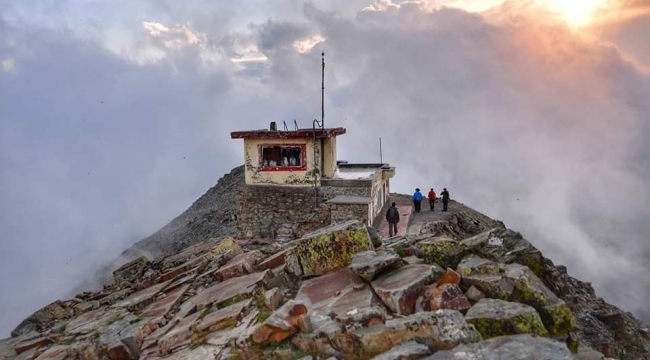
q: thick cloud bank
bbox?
[1,0,649,336]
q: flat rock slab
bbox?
[465,298,549,338]
[112,280,171,310]
[371,264,443,315]
[196,299,250,333]
[257,250,287,271]
[349,249,403,282]
[295,220,375,276]
[370,341,431,360]
[425,334,573,359]
[403,256,424,265]
[352,310,481,356]
[113,257,150,286]
[187,270,272,310]
[140,284,190,322]
[296,268,387,325]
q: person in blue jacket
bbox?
[412,188,423,213]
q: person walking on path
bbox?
[428,188,436,211]
[413,188,423,213]
[441,188,450,212]
[385,202,400,237]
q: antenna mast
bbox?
[321,52,325,129]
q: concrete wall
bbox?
[242,136,339,186]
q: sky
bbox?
[1,0,649,337]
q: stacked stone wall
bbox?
[236,184,374,240]
[330,203,369,225]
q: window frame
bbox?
[258,143,307,171]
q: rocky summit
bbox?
[4,185,650,359]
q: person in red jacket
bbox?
[428,188,436,211]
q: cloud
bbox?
[2,0,650,336]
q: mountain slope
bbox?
[73,165,244,293]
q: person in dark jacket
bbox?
[412,188,423,213]
[441,188,450,212]
[385,202,400,237]
[428,188,436,211]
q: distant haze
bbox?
[1,0,650,336]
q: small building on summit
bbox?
[231,122,396,240]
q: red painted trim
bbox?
[258,144,307,172]
[231,127,346,139]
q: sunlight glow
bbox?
[542,0,608,26]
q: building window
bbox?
[259,144,307,171]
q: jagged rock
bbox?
[465,298,549,338]
[426,334,573,359]
[465,286,485,302]
[416,236,467,269]
[348,249,404,282]
[158,255,207,283]
[296,268,387,324]
[284,247,303,278]
[371,264,443,315]
[294,220,375,276]
[437,268,461,286]
[111,280,171,311]
[456,255,503,276]
[113,257,150,286]
[11,301,73,337]
[461,274,515,300]
[252,300,307,345]
[211,250,262,282]
[574,347,612,360]
[291,314,350,358]
[370,341,431,360]
[367,226,383,248]
[13,336,55,355]
[540,300,576,336]
[421,284,471,312]
[352,310,481,356]
[31,345,69,360]
[264,288,283,310]
[73,301,100,316]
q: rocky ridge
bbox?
[4,201,650,360]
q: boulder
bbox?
[370,341,431,360]
[540,300,577,336]
[456,255,503,276]
[257,250,287,271]
[11,301,73,337]
[465,286,486,302]
[251,300,308,345]
[426,334,573,359]
[196,299,250,333]
[402,256,424,265]
[264,288,283,311]
[294,220,375,276]
[437,268,461,286]
[421,284,471,312]
[461,274,515,300]
[348,249,404,282]
[416,236,467,269]
[211,251,262,282]
[371,264,444,315]
[465,298,549,338]
[352,310,481,356]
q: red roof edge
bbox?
[231,127,346,139]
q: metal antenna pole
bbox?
[321,52,325,130]
[379,137,383,163]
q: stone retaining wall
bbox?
[236,184,374,240]
[330,203,370,225]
